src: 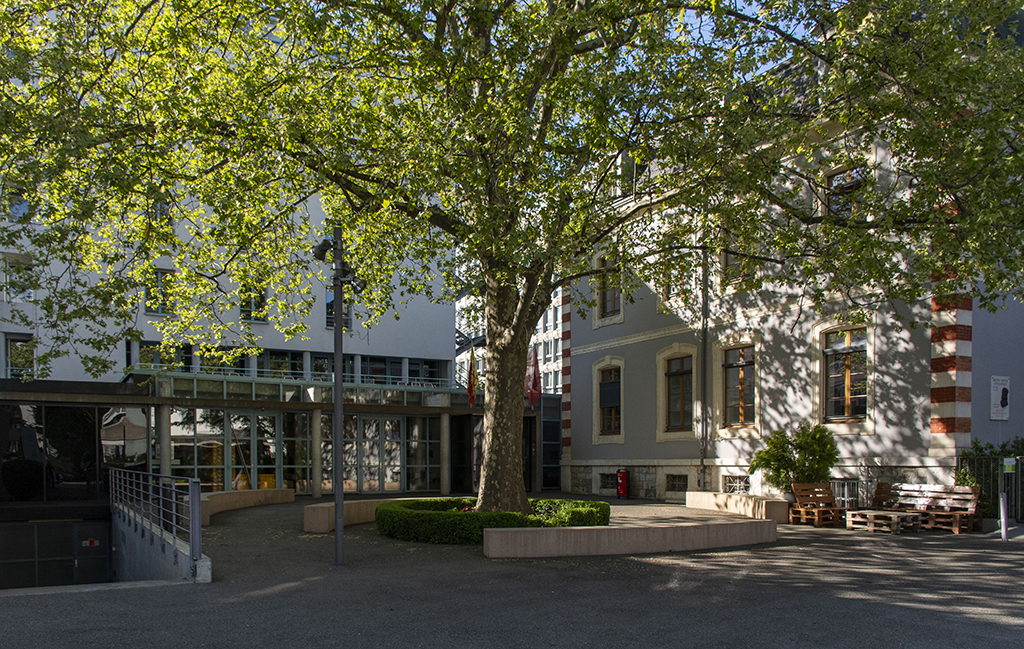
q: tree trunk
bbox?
[474,278,535,514]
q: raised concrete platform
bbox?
[201,489,295,526]
[304,499,418,533]
[483,518,776,558]
[684,491,790,524]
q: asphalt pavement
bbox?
[1,495,1022,648]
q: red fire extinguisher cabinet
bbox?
[616,469,628,499]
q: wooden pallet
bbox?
[790,483,847,527]
[846,510,922,534]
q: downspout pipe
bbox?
[699,246,710,490]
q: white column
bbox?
[311,408,323,498]
[440,413,451,495]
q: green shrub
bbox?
[375,498,611,544]
[748,422,840,491]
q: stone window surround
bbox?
[712,331,762,439]
[811,315,876,436]
[655,342,700,443]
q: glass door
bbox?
[356,416,403,493]
[229,412,279,490]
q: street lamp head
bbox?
[312,238,332,261]
[352,278,368,294]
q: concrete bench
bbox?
[483,518,777,558]
[201,488,295,526]
[684,491,790,524]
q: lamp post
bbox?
[313,226,365,566]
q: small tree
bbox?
[749,423,840,492]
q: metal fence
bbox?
[830,479,861,509]
[955,456,1022,522]
[108,469,202,563]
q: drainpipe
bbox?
[699,246,710,491]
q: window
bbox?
[543,340,552,363]
[656,343,698,442]
[241,287,267,322]
[723,475,751,493]
[826,167,867,219]
[666,474,689,493]
[591,356,624,443]
[134,342,193,372]
[599,473,618,490]
[666,355,693,432]
[408,359,441,384]
[598,256,620,318]
[2,258,33,303]
[721,229,751,286]
[724,346,755,426]
[4,188,29,221]
[145,269,174,315]
[325,290,352,330]
[620,152,649,196]
[257,349,303,379]
[6,335,32,379]
[199,347,247,375]
[824,328,868,420]
[553,338,560,362]
[599,367,621,435]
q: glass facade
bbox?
[0,403,446,501]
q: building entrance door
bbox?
[229,412,279,490]
[354,416,403,493]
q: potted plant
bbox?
[748,422,840,500]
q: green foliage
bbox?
[959,437,1024,459]
[5,0,1024,511]
[956,438,1022,518]
[374,498,611,544]
[748,422,840,491]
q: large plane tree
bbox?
[3,1,1022,512]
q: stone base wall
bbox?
[570,466,593,494]
[626,465,657,499]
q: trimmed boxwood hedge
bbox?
[375,497,611,544]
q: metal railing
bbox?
[130,363,456,388]
[830,479,861,509]
[108,468,202,563]
[956,456,1022,522]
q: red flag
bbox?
[467,346,479,407]
[525,345,541,407]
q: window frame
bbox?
[712,334,761,439]
[145,269,175,316]
[723,345,756,427]
[325,289,352,330]
[592,254,624,329]
[656,342,699,443]
[240,286,268,322]
[823,328,868,422]
[825,166,868,220]
[591,356,625,445]
[812,317,875,436]
[5,334,33,379]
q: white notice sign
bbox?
[990,376,1010,421]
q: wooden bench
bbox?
[869,483,981,534]
[789,483,847,527]
[846,510,922,534]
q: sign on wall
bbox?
[990,375,1010,421]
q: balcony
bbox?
[126,364,476,408]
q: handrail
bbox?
[108,468,202,562]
